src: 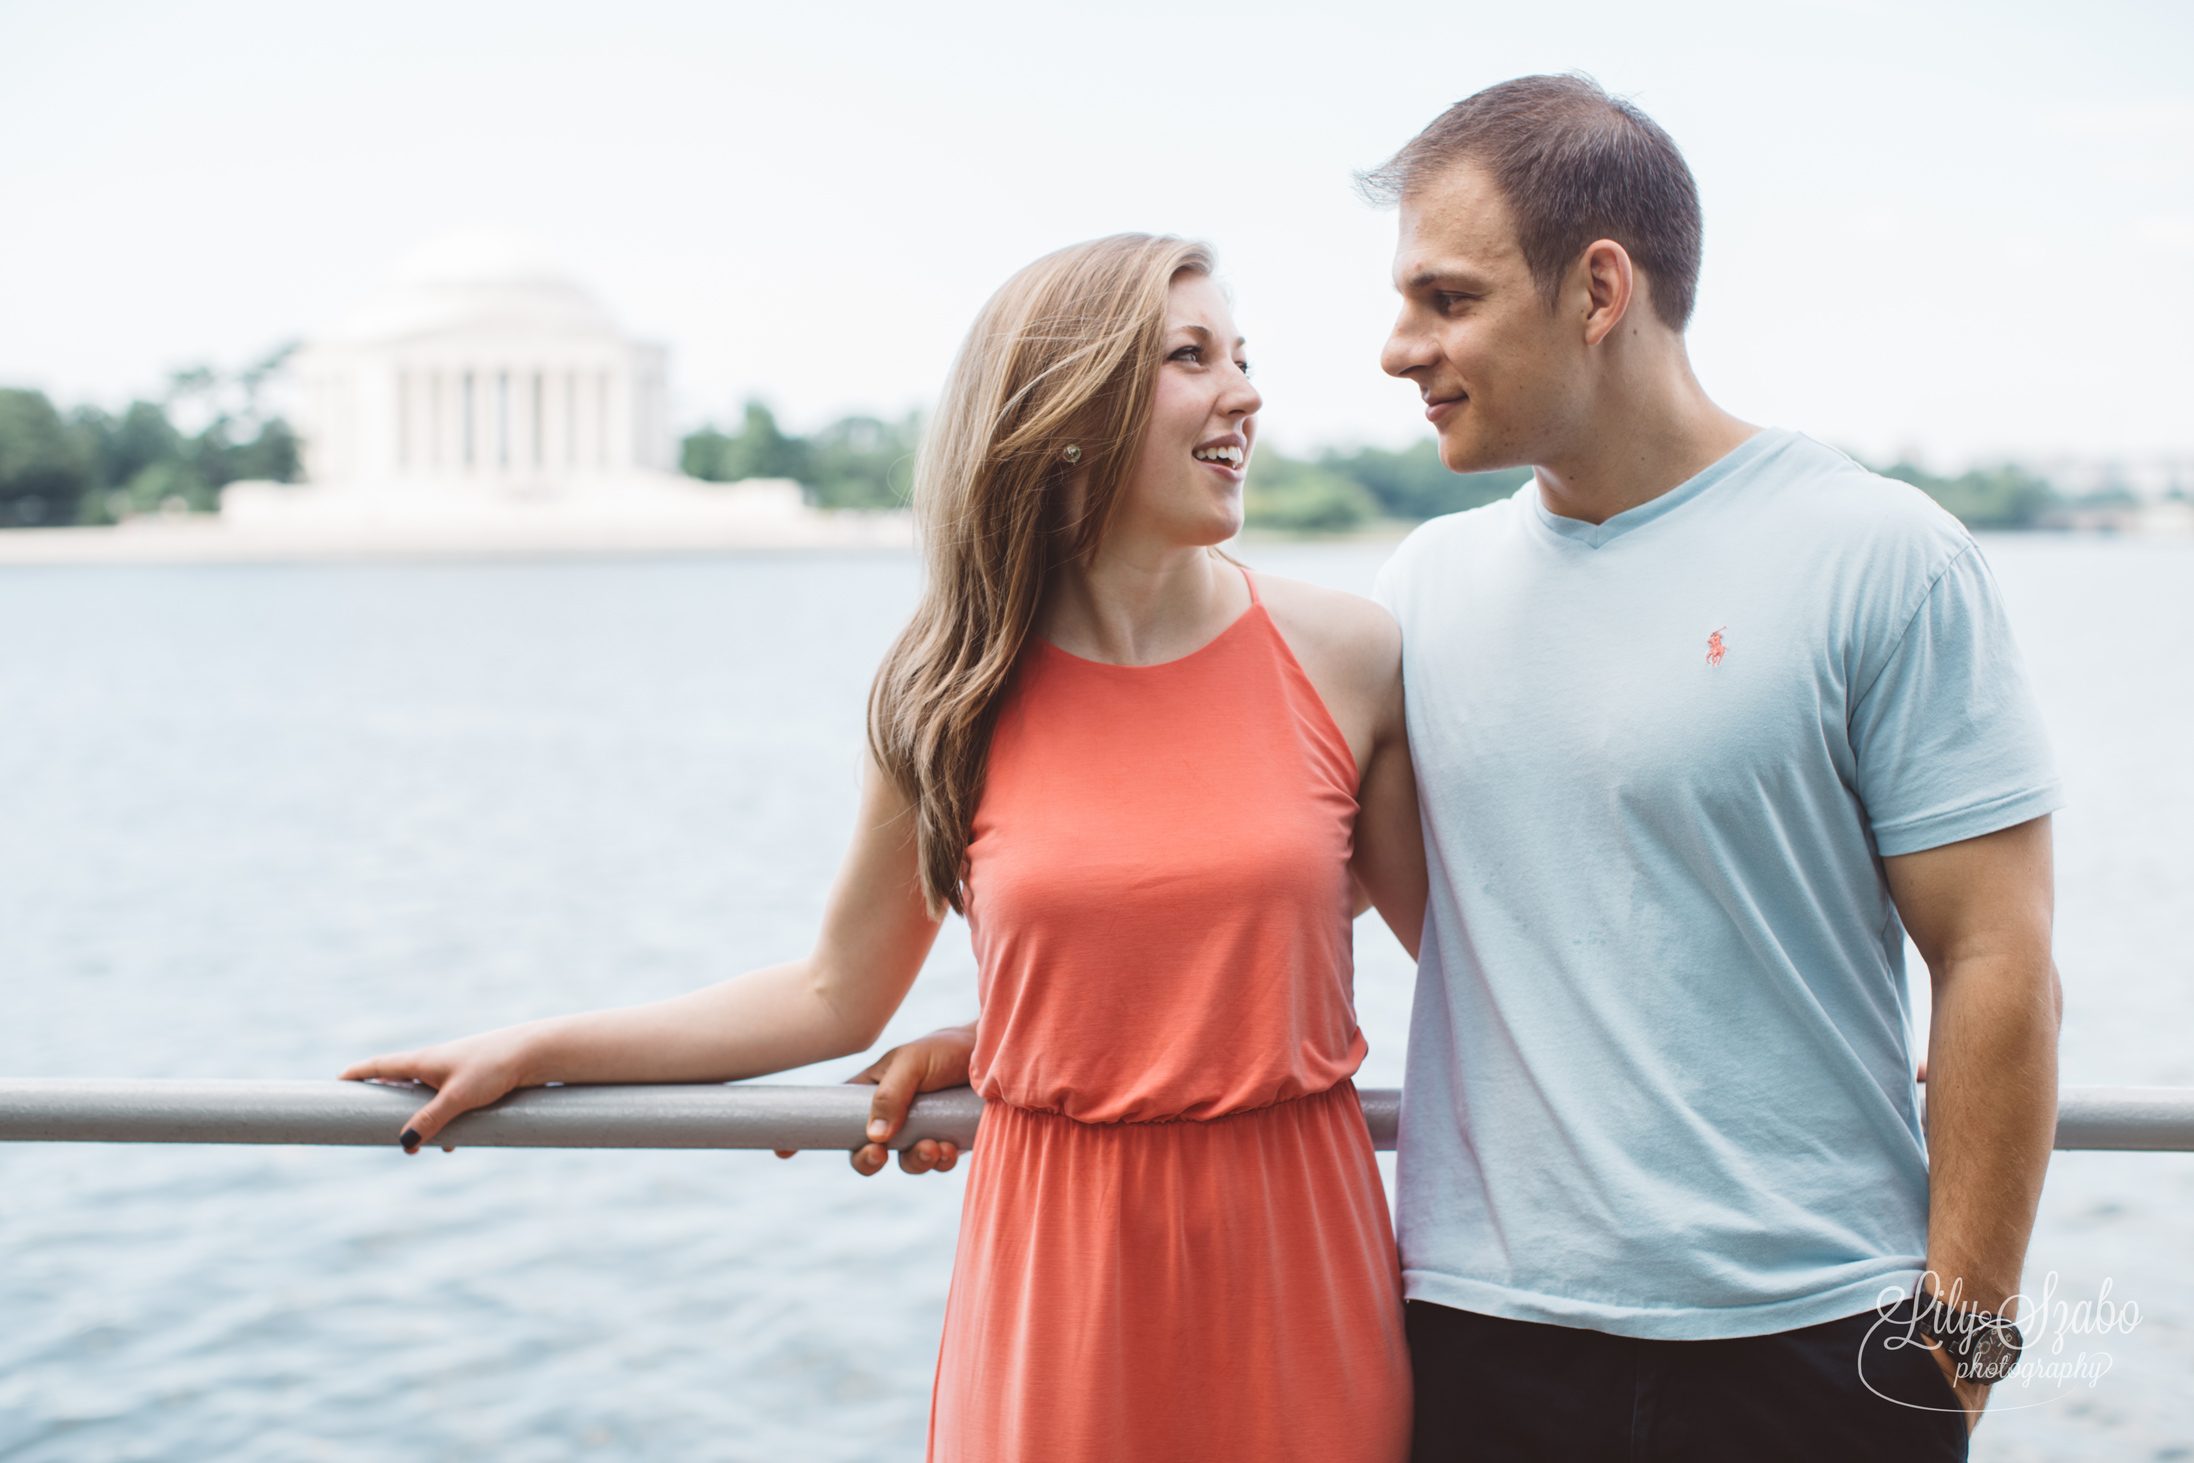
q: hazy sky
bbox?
[4,0,2189,466]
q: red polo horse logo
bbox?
[1706,627,1728,666]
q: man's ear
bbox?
[1577,239,1635,345]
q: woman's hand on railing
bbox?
[336,762,957,1158]
[339,1029,536,1153]
[774,1020,978,1175]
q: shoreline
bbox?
[0,513,918,566]
[1,514,2186,568]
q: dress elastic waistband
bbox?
[983,1078,1361,1131]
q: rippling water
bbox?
[1,536,2187,1461]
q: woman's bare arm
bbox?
[340,758,945,1148]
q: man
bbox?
[1360,74,2059,1459]
[855,75,2062,1462]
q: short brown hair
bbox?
[1360,74,1703,331]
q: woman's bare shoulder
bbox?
[1249,571,1401,687]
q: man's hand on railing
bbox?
[775,1020,977,1175]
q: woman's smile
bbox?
[1192,434,1248,480]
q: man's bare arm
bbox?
[848,1022,975,1176]
[1884,814,2061,1430]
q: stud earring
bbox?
[1061,445,1082,464]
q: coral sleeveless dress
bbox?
[928,573,1412,1463]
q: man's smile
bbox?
[1422,391,1466,424]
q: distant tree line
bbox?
[1248,445,2099,534]
[681,402,921,511]
[1863,459,2068,531]
[676,405,1532,529]
[0,369,2119,536]
[0,352,301,528]
[1245,441,1529,531]
[673,407,2116,534]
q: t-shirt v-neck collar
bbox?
[1527,427,1786,550]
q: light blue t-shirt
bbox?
[1373,428,2062,1340]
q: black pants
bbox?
[1408,1299,1969,1462]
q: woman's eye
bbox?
[1170,346,1203,363]
[1236,360,1253,377]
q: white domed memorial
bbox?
[221,229,903,552]
[295,228,673,492]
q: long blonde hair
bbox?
[869,233,1215,915]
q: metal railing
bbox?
[1,1080,2188,1152]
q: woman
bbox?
[343,234,1426,1462]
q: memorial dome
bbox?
[290,228,671,489]
[331,228,622,345]
[223,229,899,551]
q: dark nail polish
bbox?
[401,1128,421,1153]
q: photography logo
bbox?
[1860,1272,2140,1413]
